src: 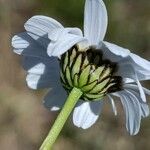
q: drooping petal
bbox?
[116,90,141,135]
[99,41,130,62]
[117,64,147,102]
[126,89,150,118]
[108,95,117,116]
[43,86,67,111]
[124,84,150,96]
[47,28,87,57]
[129,53,150,81]
[100,41,150,81]
[124,84,150,118]
[84,0,108,45]
[73,100,103,129]
[24,15,63,48]
[135,76,146,102]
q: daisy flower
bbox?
[12,0,150,149]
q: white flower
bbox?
[12,0,150,135]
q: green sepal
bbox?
[60,70,66,83]
[62,83,71,90]
[89,78,110,94]
[65,66,73,87]
[73,73,79,87]
[84,93,104,100]
[100,82,115,93]
[63,52,69,72]
[89,66,105,83]
[69,48,77,67]
[78,65,91,87]
[81,56,89,69]
[82,80,97,92]
[71,54,82,79]
[99,67,112,81]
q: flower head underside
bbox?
[60,45,122,101]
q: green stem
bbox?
[40,87,83,150]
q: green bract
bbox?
[60,45,122,101]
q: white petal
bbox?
[12,32,60,90]
[12,32,32,55]
[118,63,147,102]
[47,29,87,56]
[108,95,117,116]
[124,84,150,118]
[124,84,150,96]
[84,0,108,45]
[49,28,83,41]
[117,64,135,79]
[118,64,147,102]
[99,41,130,62]
[100,41,150,81]
[23,59,45,75]
[140,103,149,118]
[73,101,103,129]
[117,90,141,135]
[26,73,42,89]
[24,56,60,89]
[26,73,59,90]
[12,32,49,58]
[130,53,150,78]
[25,15,63,35]
[24,15,63,48]
[135,76,146,102]
[22,56,59,75]
[43,86,67,111]
[126,89,150,118]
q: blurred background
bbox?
[0,0,150,149]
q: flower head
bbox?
[60,45,122,101]
[12,0,150,135]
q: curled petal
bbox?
[84,0,108,45]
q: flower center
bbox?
[60,45,122,101]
